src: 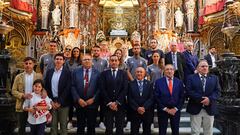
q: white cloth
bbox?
[24,72,34,94]
[190,109,214,135]
[210,53,216,68]
[51,67,63,98]
[23,92,52,125]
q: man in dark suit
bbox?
[99,55,128,135]
[186,60,220,135]
[183,41,199,84]
[204,46,218,69]
[128,67,154,135]
[165,42,185,81]
[71,54,100,135]
[154,64,185,135]
[44,53,71,135]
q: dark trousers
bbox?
[30,122,46,135]
[17,112,28,135]
[68,106,74,121]
[104,107,125,135]
[76,107,97,135]
[130,110,153,135]
[158,111,180,135]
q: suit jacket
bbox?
[71,67,100,109]
[165,52,185,80]
[99,69,128,106]
[183,51,199,82]
[44,66,71,107]
[186,73,220,116]
[12,72,42,112]
[154,77,185,111]
[128,79,154,111]
[204,54,218,68]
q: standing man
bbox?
[99,55,128,135]
[145,38,165,66]
[182,42,199,84]
[128,67,154,135]
[39,41,58,78]
[127,44,147,81]
[91,45,108,129]
[44,53,71,135]
[12,57,42,135]
[155,64,185,135]
[186,60,220,135]
[92,45,108,73]
[71,54,100,135]
[165,42,185,81]
[204,46,218,69]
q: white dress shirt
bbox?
[51,67,63,98]
[24,72,34,94]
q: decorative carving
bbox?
[185,0,196,32]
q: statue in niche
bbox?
[158,0,168,29]
[175,7,184,28]
[185,0,195,32]
[52,5,61,25]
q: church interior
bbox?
[0,0,240,134]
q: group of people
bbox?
[12,37,220,135]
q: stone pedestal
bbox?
[215,52,240,135]
[0,34,16,135]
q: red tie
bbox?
[168,78,173,95]
[84,69,89,96]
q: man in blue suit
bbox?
[186,60,220,135]
[44,53,71,135]
[128,67,154,135]
[99,55,128,135]
[71,54,100,135]
[155,64,185,135]
[183,42,199,84]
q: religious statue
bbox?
[158,0,168,29]
[185,0,196,32]
[131,31,141,41]
[40,0,51,29]
[96,30,106,43]
[175,7,184,28]
[69,2,78,28]
[52,5,61,26]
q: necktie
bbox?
[168,78,173,95]
[138,80,143,96]
[84,69,89,96]
[172,53,177,70]
[201,76,206,92]
[112,69,116,79]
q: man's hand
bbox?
[137,107,145,115]
[86,98,94,106]
[51,102,61,110]
[110,102,118,111]
[23,93,32,99]
[78,99,87,108]
[168,108,177,116]
[201,97,210,106]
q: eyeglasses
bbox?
[65,48,71,51]
[200,65,209,68]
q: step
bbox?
[14,127,221,135]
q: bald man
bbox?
[128,67,154,135]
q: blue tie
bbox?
[201,76,206,92]
[138,80,143,96]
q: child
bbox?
[23,79,52,135]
